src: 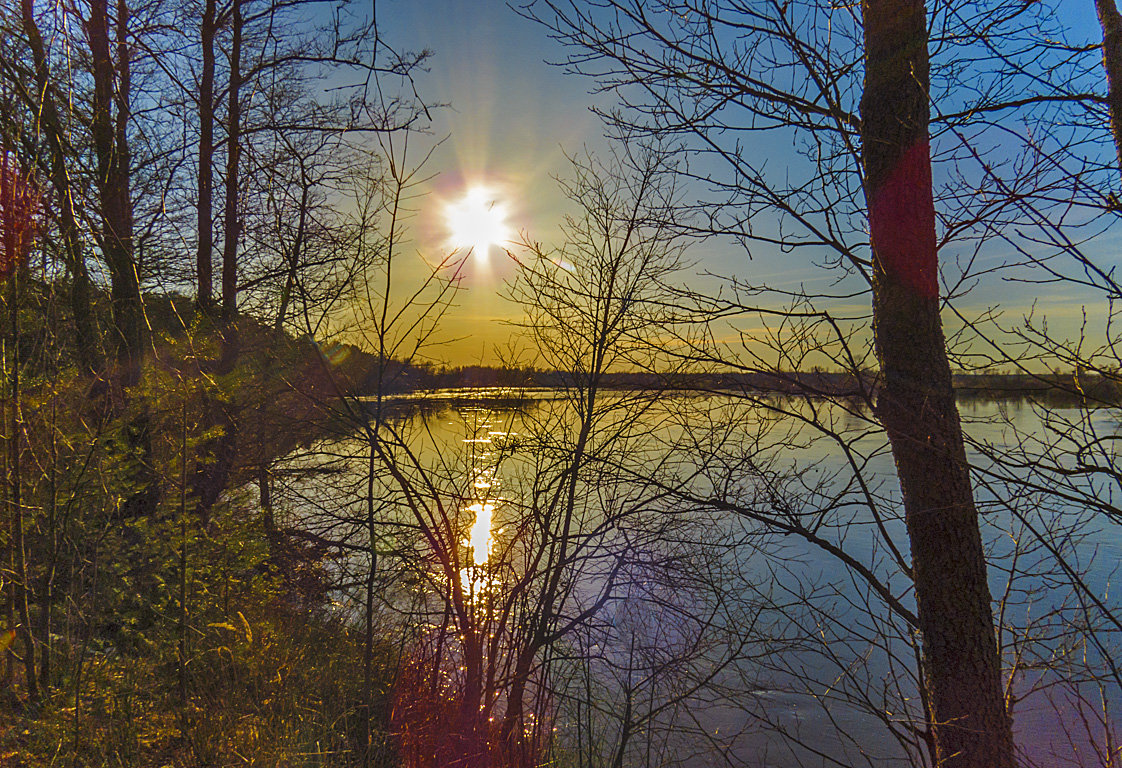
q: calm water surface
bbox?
[278,392,1120,768]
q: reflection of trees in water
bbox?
[278,390,1120,767]
[363,396,763,768]
[277,147,740,767]
[512,0,1122,765]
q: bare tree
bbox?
[266,145,755,768]
[520,1,1121,766]
[8,0,102,375]
[861,2,1012,763]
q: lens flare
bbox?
[445,186,511,260]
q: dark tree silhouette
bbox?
[862,2,1013,765]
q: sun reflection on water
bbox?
[465,501,495,566]
[457,411,517,597]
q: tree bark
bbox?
[88,0,144,386]
[196,0,217,313]
[18,0,101,376]
[1097,0,1122,180]
[860,2,1014,766]
[221,0,242,323]
[88,0,159,523]
[189,0,242,529]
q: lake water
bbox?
[273,391,1120,768]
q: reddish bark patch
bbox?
[868,138,939,299]
[0,153,39,278]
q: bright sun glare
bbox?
[465,502,494,567]
[444,186,511,259]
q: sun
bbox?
[444,186,511,259]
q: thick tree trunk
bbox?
[1098,0,1122,178]
[1097,0,1122,186]
[196,0,216,313]
[18,0,101,376]
[113,0,142,380]
[88,0,158,522]
[860,2,1015,767]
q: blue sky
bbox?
[362,1,615,362]
[374,1,609,246]
[366,1,1115,368]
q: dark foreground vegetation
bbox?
[0,288,401,766]
[0,0,424,757]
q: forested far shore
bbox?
[344,353,1122,406]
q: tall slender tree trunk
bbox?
[8,266,37,699]
[18,0,100,376]
[88,0,143,386]
[360,438,377,767]
[196,0,217,313]
[177,398,189,715]
[221,0,242,324]
[39,387,58,691]
[190,0,241,526]
[860,2,1014,766]
[89,0,159,524]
